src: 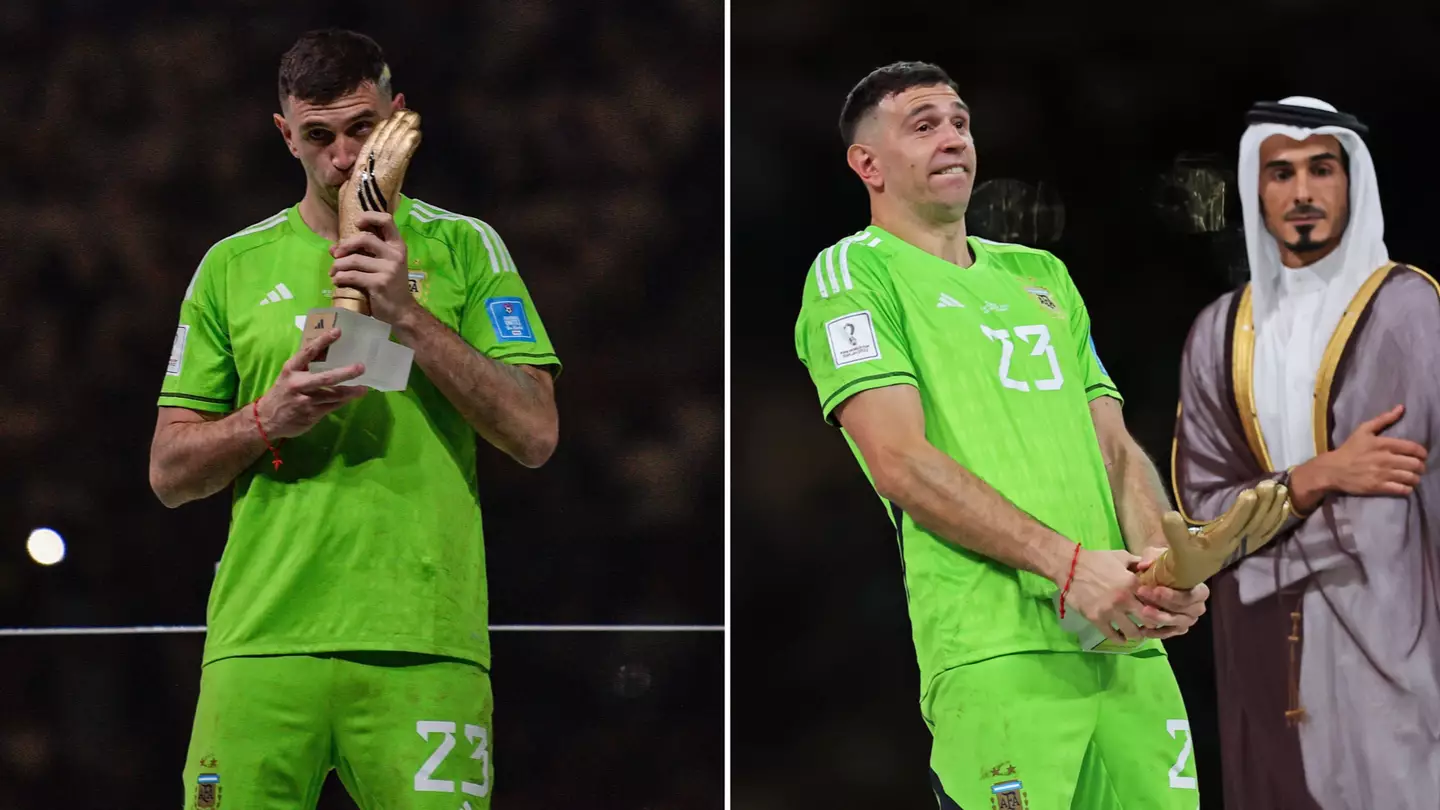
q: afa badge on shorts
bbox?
[486,296,536,343]
[194,772,220,809]
[990,779,1029,810]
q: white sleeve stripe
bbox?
[410,199,450,220]
[184,211,287,301]
[235,212,287,236]
[837,232,869,291]
[469,218,503,274]
[475,218,517,274]
[814,255,828,298]
[409,200,515,274]
[824,246,840,294]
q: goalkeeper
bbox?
[148,30,560,810]
[793,62,1285,809]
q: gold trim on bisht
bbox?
[1169,401,1199,526]
[1233,262,1440,461]
[1232,284,1274,472]
[1411,266,1440,297]
[1312,263,1396,453]
[1173,264,1436,527]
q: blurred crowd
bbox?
[0,1,721,808]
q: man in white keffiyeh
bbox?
[1172,96,1440,810]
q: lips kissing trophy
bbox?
[304,109,423,392]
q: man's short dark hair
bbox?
[839,61,960,145]
[278,29,392,108]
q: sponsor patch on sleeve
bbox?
[167,325,189,376]
[485,297,536,343]
[826,311,880,367]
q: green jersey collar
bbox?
[865,224,993,274]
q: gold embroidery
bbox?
[1232,284,1273,471]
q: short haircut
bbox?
[839,61,960,145]
[278,29,392,108]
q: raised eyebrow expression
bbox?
[902,100,970,131]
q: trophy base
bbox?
[302,307,413,392]
[1052,592,1146,655]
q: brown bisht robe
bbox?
[1173,262,1440,810]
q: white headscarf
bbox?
[1233,104,1440,810]
[1239,96,1389,470]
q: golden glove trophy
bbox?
[1058,479,1293,653]
[305,109,423,391]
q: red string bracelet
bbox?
[1058,541,1082,619]
[253,400,284,471]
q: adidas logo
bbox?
[937,293,965,308]
[258,283,294,306]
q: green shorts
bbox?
[181,652,494,810]
[923,650,1199,810]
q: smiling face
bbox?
[847,83,975,223]
[1257,133,1351,267]
[274,82,404,208]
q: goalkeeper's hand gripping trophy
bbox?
[1060,479,1293,653]
[333,109,423,315]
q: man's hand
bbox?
[1062,549,1167,645]
[330,210,424,328]
[1290,404,1428,513]
[1133,546,1209,639]
[256,328,368,440]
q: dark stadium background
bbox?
[732,1,1438,807]
[0,1,722,808]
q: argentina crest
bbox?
[407,261,429,307]
[1023,283,1065,320]
[990,778,1029,810]
[194,757,221,809]
[981,761,1029,810]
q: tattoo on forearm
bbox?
[490,358,542,404]
[498,358,533,388]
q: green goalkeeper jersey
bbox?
[159,196,560,670]
[794,226,1160,699]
